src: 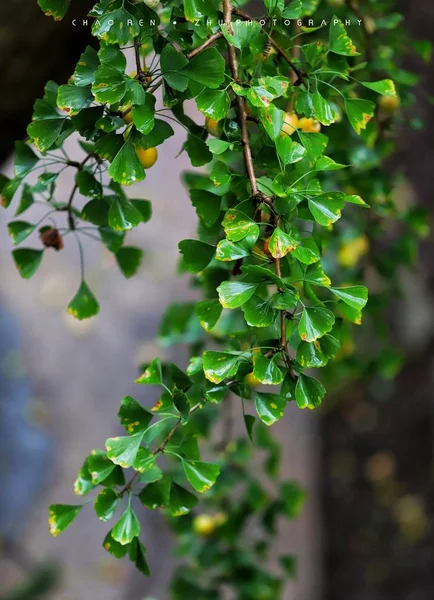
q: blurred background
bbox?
[0,1,433,599]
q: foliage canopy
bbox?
[1,0,430,597]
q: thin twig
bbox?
[223,0,258,196]
[134,38,144,79]
[119,403,201,495]
[188,31,224,59]
[65,154,94,230]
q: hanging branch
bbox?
[223,0,258,196]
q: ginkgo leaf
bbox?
[217,281,258,309]
[299,307,335,342]
[255,393,286,426]
[183,460,220,493]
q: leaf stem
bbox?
[119,403,201,495]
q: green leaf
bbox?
[94,489,118,522]
[345,98,375,134]
[179,240,215,273]
[268,228,298,258]
[312,90,337,126]
[329,16,359,56]
[203,351,245,384]
[360,79,396,97]
[173,387,190,424]
[108,196,143,232]
[99,227,124,253]
[210,161,231,188]
[241,265,283,287]
[253,354,284,385]
[92,64,127,104]
[184,0,206,21]
[308,193,345,226]
[315,156,348,171]
[14,142,39,178]
[280,555,297,578]
[216,236,256,261]
[109,140,145,186]
[242,296,276,328]
[296,335,340,368]
[299,307,335,342]
[217,280,258,309]
[298,131,328,162]
[105,432,143,469]
[135,357,163,385]
[183,460,220,493]
[330,286,368,310]
[132,94,156,134]
[344,194,369,207]
[118,395,152,435]
[38,0,70,20]
[131,199,152,222]
[76,170,103,199]
[139,475,171,509]
[94,133,124,162]
[275,137,306,166]
[87,450,116,485]
[27,117,64,153]
[255,393,286,426]
[48,504,83,537]
[92,6,139,45]
[283,0,303,18]
[161,45,189,92]
[112,506,140,546]
[74,46,99,87]
[221,21,262,49]
[304,262,331,287]
[67,281,99,320]
[16,184,34,216]
[207,139,233,154]
[8,221,35,246]
[272,289,299,311]
[103,530,130,558]
[189,189,221,227]
[295,374,325,410]
[115,247,144,278]
[82,200,109,226]
[281,480,305,516]
[196,90,230,121]
[292,238,320,265]
[195,299,222,331]
[244,414,256,442]
[222,209,259,242]
[185,48,225,89]
[169,483,198,517]
[259,105,285,140]
[73,458,94,496]
[12,248,43,279]
[57,84,93,115]
[133,447,156,473]
[129,538,150,576]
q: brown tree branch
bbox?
[223,0,258,196]
[133,37,144,80]
[187,31,224,59]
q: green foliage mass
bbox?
[1,0,431,597]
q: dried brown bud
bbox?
[40,227,64,251]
